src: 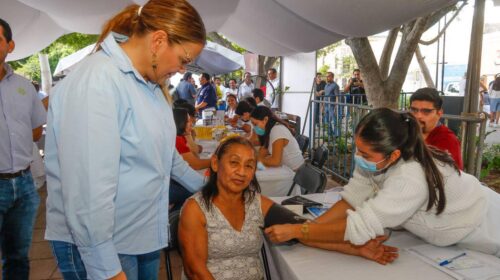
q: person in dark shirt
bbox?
[314,72,326,125]
[195,72,217,112]
[410,87,463,169]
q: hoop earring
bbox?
[152,53,157,70]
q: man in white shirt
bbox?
[238,72,254,100]
[266,68,280,110]
[224,78,238,98]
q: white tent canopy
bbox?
[53,41,245,76]
[1,0,457,61]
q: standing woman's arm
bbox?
[54,74,123,279]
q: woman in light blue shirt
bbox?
[44,1,206,279]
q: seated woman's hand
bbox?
[264,224,300,243]
[355,236,399,265]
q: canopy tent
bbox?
[53,41,244,76]
[1,0,457,61]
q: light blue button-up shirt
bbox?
[0,64,46,173]
[44,33,204,279]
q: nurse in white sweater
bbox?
[250,106,305,171]
[265,108,500,262]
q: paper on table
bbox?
[407,244,500,280]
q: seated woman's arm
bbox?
[185,134,201,156]
[181,152,211,170]
[259,138,288,167]
[179,199,216,280]
[265,217,347,243]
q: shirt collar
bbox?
[101,32,156,88]
[1,63,14,80]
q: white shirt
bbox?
[266,78,280,109]
[268,124,304,170]
[224,87,238,99]
[238,82,254,100]
[341,160,488,249]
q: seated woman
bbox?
[170,108,211,211]
[250,106,304,171]
[230,101,254,134]
[266,108,500,260]
[179,137,274,279]
[179,137,396,278]
[174,101,202,155]
[225,94,237,119]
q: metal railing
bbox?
[308,96,487,182]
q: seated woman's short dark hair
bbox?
[173,108,189,136]
[235,101,254,116]
[252,88,264,101]
[174,102,196,117]
[243,96,257,108]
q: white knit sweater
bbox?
[341,159,487,246]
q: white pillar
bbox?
[281,52,316,136]
[38,53,52,95]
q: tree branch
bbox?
[207,32,239,52]
[379,26,400,80]
[415,45,435,88]
[419,2,466,45]
[387,16,429,95]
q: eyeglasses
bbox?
[409,107,437,115]
[179,44,192,66]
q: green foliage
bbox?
[8,33,98,82]
[318,64,330,75]
[317,42,341,58]
[480,144,500,179]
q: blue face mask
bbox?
[354,154,388,172]
[254,126,266,136]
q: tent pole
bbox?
[462,0,485,176]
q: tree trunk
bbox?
[414,45,435,88]
[345,37,385,107]
[379,27,400,80]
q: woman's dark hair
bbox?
[244,96,257,108]
[201,136,261,210]
[493,76,500,91]
[174,102,195,117]
[250,106,291,149]
[235,100,254,116]
[355,108,459,215]
[172,108,189,136]
[252,88,265,101]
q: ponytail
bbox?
[356,108,459,215]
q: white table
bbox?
[266,193,500,280]
[197,140,297,197]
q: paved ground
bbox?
[0,186,183,280]
[485,122,500,146]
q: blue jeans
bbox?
[0,171,40,280]
[50,241,161,280]
[169,180,193,212]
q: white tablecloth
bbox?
[197,140,297,197]
[266,193,500,280]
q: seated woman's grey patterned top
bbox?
[191,191,265,280]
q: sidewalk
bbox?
[0,185,183,280]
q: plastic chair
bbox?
[311,145,329,169]
[295,134,309,154]
[287,163,327,196]
[164,210,181,280]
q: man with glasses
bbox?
[409,87,463,169]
